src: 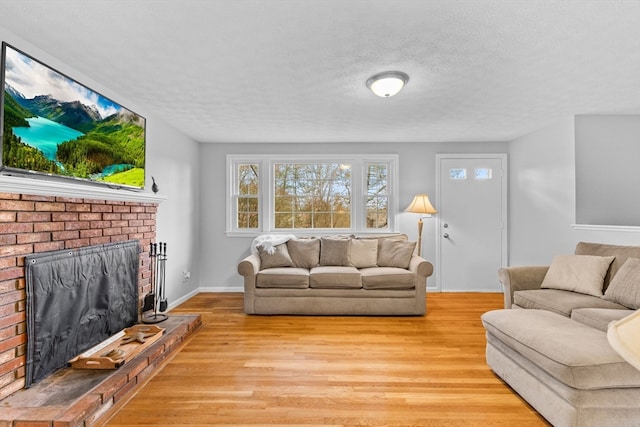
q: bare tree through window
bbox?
[366,163,388,228]
[237,164,259,228]
[274,163,351,229]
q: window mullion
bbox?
[263,158,272,232]
[388,158,398,230]
[351,161,362,231]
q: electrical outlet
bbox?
[183,270,191,282]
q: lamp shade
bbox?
[366,71,409,97]
[405,194,437,214]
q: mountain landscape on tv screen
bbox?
[3,82,145,188]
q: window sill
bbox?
[225,230,399,238]
[571,224,640,232]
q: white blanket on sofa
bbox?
[251,234,296,254]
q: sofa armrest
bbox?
[238,253,260,278]
[409,255,434,279]
[238,253,261,314]
[408,256,433,315]
[498,265,549,309]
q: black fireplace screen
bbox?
[24,240,140,387]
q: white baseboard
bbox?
[198,285,244,293]
[167,286,243,311]
[169,285,498,310]
[167,288,201,311]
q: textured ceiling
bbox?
[1,0,639,144]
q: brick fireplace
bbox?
[0,191,158,401]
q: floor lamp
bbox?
[607,310,640,371]
[405,194,437,257]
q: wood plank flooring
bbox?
[105,293,549,426]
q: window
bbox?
[274,163,351,229]
[228,155,398,234]
[365,163,389,228]
[236,163,259,228]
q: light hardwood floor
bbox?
[106,293,549,426]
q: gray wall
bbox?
[575,115,640,226]
[149,119,201,305]
[198,141,507,290]
[508,116,640,267]
[507,116,577,264]
[0,27,202,307]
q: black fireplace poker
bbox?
[142,242,168,324]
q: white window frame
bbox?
[226,154,399,236]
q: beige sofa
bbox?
[238,234,433,315]
[482,242,640,427]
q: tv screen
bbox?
[0,42,146,190]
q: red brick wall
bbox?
[0,192,157,400]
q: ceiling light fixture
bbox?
[366,71,409,98]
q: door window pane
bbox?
[449,168,467,180]
[475,168,492,180]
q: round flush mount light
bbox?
[366,71,409,97]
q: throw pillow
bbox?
[377,239,416,269]
[257,243,293,270]
[287,238,320,269]
[540,254,615,297]
[320,237,350,266]
[349,238,378,268]
[603,258,640,309]
[368,234,408,252]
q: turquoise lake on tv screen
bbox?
[11,116,84,160]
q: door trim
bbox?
[434,153,508,292]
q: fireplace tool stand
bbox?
[142,242,168,324]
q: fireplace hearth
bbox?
[0,314,201,426]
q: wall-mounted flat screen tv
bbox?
[0,42,146,190]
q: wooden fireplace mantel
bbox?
[0,175,166,203]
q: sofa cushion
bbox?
[256,268,310,288]
[540,254,615,297]
[257,243,293,269]
[357,234,408,251]
[320,236,351,266]
[309,266,361,289]
[481,309,640,390]
[575,241,640,291]
[514,289,627,317]
[287,238,320,269]
[603,257,640,309]
[360,267,415,290]
[377,239,416,269]
[571,308,636,332]
[349,238,378,268]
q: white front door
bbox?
[436,154,507,292]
